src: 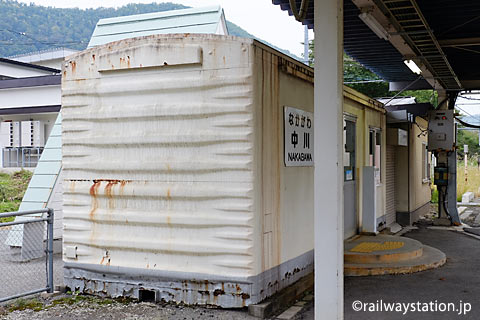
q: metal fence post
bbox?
[47,208,54,293]
[0,208,54,302]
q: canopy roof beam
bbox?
[373,0,462,90]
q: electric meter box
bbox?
[434,166,448,186]
[427,110,455,151]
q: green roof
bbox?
[88,6,228,48]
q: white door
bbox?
[344,116,357,239]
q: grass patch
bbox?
[4,293,135,315]
[457,163,480,201]
[8,298,44,312]
[0,169,33,223]
[50,295,90,306]
[49,293,127,308]
[431,185,438,203]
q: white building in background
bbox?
[1,48,77,247]
[0,48,76,169]
[8,48,78,70]
[0,58,59,169]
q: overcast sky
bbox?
[16,0,313,58]
[17,0,480,113]
[456,93,480,117]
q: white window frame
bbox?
[422,142,430,183]
[369,127,382,185]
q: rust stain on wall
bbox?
[69,181,76,193]
[70,61,76,74]
[89,179,131,219]
[105,180,119,210]
[166,216,172,227]
[119,180,128,197]
[89,181,101,219]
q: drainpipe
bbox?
[408,123,411,216]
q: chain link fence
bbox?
[0,209,54,303]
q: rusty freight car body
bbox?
[62,34,314,307]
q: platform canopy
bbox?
[273,0,480,92]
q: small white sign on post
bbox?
[284,106,314,167]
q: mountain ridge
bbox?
[0,1,301,61]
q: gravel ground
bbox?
[0,294,258,320]
[427,202,480,227]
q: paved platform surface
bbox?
[298,224,480,319]
[345,235,416,264]
[345,234,446,276]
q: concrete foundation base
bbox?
[396,202,430,226]
[248,272,313,319]
[433,217,452,226]
[63,250,313,308]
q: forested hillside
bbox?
[0,0,296,59]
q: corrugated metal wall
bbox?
[62,34,316,307]
[62,35,256,279]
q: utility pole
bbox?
[464,144,468,182]
[304,25,309,65]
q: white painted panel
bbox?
[38,148,61,161]
[0,85,60,109]
[0,122,12,147]
[48,170,63,239]
[33,121,45,147]
[98,44,203,72]
[23,188,52,202]
[28,174,58,188]
[21,121,32,147]
[0,63,53,78]
[12,122,21,147]
[62,35,256,279]
[34,161,61,174]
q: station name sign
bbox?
[284,106,314,167]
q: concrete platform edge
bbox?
[248,272,313,319]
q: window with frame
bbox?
[369,128,382,184]
[422,142,430,181]
[344,118,356,182]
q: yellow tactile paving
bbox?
[350,241,405,253]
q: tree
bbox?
[457,129,480,159]
[0,0,297,60]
